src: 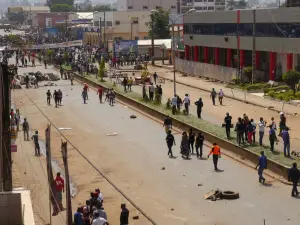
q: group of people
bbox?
[46,89,63,107]
[73,188,129,225]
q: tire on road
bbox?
[221,191,240,200]
[130,115,137,119]
[221,191,239,200]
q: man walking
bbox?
[194,98,203,119]
[22,118,30,141]
[97,87,103,103]
[255,151,267,183]
[120,204,129,225]
[82,89,88,104]
[171,95,177,115]
[183,94,190,115]
[210,88,217,105]
[166,130,175,157]
[31,131,40,156]
[218,89,224,105]
[207,143,221,171]
[153,72,158,84]
[258,117,266,146]
[46,90,52,105]
[163,115,172,134]
[224,112,232,139]
[53,90,59,107]
[54,172,64,210]
[60,66,64,79]
[281,127,290,157]
[288,163,300,197]
[195,132,204,158]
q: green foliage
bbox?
[282,70,300,94]
[263,85,290,94]
[243,66,252,73]
[47,0,73,7]
[7,35,24,47]
[268,90,276,98]
[148,8,170,39]
[50,3,73,12]
[99,58,105,82]
[226,0,248,9]
[86,4,116,12]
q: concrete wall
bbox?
[117,0,178,13]
[0,192,23,224]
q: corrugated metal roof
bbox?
[22,6,50,12]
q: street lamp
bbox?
[151,8,196,95]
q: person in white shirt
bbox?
[171,95,177,115]
[258,117,267,146]
[218,89,224,105]
[183,94,190,115]
[92,212,109,225]
[250,118,257,144]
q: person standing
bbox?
[92,212,109,225]
[69,73,74,85]
[128,77,133,91]
[74,207,83,225]
[83,83,89,100]
[235,117,245,146]
[247,121,254,144]
[43,58,47,69]
[224,113,232,139]
[183,94,190,115]
[53,90,59,107]
[210,88,217,105]
[22,118,30,141]
[177,95,182,112]
[194,98,203,119]
[258,117,266,146]
[163,115,172,133]
[82,89,88,104]
[180,132,190,159]
[31,131,40,156]
[195,132,204,158]
[269,125,277,152]
[54,172,64,210]
[279,112,287,136]
[207,143,221,171]
[255,151,267,183]
[57,89,63,106]
[46,90,52,105]
[97,87,103,103]
[120,204,129,225]
[288,163,300,197]
[188,128,195,154]
[281,127,290,157]
[166,130,175,157]
[218,89,224,105]
[153,72,158,84]
[149,84,154,101]
[60,66,64,79]
[171,95,177,115]
[109,89,115,106]
[250,119,257,144]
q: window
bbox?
[128,6,133,9]
[106,21,112,27]
[171,5,176,8]
[156,6,162,9]
[208,0,214,2]
[115,20,120,25]
[135,36,139,40]
[143,6,148,9]
[195,7,203,10]
[208,6,214,10]
[132,20,138,24]
[100,21,105,27]
[194,0,203,2]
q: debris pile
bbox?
[204,189,239,201]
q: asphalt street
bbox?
[14,62,300,225]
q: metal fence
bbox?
[175,58,238,83]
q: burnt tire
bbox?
[130,115,137,119]
[221,191,239,200]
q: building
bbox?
[116,0,179,14]
[181,0,225,13]
[180,7,300,82]
[286,0,300,7]
[8,6,50,13]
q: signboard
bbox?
[113,40,138,57]
[11,144,17,152]
[45,17,52,28]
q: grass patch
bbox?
[85,75,299,167]
[62,64,72,71]
[227,82,271,91]
[265,89,300,101]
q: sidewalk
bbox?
[147,62,299,115]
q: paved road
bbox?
[12,62,300,225]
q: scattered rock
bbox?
[130,115,137,119]
[183,174,185,177]
[132,216,139,220]
[161,167,165,170]
[24,172,26,174]
[171,208,174,211]
[106,133,118,136]
[198,184,203,186]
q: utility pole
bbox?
[2,63,12,191]
[130,21,133,40]
[99,17,102,47]
[251,9,256,84]
[103,11,106,52]
[151,14,155,66]
[236,10,240,81]
[61,140,72,225]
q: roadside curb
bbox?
[150,65,291,114]
[69,71,291,183]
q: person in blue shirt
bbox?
[255,151,267,183]
[74,207,83,225]
[281,127,290,157]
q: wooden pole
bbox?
[61,140,72,225]
[45,125,52,225]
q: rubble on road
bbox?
[204,189,239,201]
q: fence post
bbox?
[61,140,72,225]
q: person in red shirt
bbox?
[83,84,89,100]
[96,87,103,103]
[55,172,64,210]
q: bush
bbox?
[282,70,300,94]
[244,83,271,91]
[268,90,276,98]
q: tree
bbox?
[282,70,300,95]
[236,0,248,9]
[50,3,73,12]
[99,58,105,82]
[148,8,170,39]
[226,0,237,9]
[92,4,116,12]
[47,0,74,7]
